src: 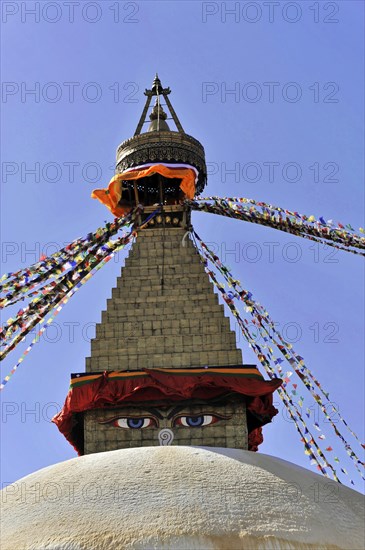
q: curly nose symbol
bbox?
[158,428,174,446]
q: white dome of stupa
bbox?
[1,446,364,550]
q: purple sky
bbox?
[1,1,364,493]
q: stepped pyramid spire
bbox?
[54,76,281,456]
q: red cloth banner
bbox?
[53,368,282,454]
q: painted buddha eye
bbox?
[113,417,156,429]
[174,415,216,427]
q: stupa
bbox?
[1,76,364,550]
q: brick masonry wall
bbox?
[86,227,243,373]
[84,397,248,454]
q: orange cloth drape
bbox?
[91,164,196,217]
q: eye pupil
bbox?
[186,416,204,427]
[127,418,144,429]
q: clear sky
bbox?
[1,1,364,494]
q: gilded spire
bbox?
[147,98,170,132]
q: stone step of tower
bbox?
[128,242,197,255]
[90,343,240,358]
[117,264,207,278]
[115,274,213,290]
[126,247,195,264]
[86,348,242,371]
[101,304,227,322]
[98,319,228,336]
[95,317,233,338]
[91,332,238,354]
[135,243,197,254]
[111,283,214,298]
[106,293,219,307]
[93,326,236,342]
[91,333,236,353]
[124,257,202,269]
[135,228,188,239]
[102,312,230,334]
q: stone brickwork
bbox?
[84,397,247,454]
[85,227,243,373]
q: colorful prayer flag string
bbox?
[191,229,363,485]
[0,230,136,390]
[186,197,365,255]
[0,208,139,307]
[0,207,160,365]
[1,207,142,348]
